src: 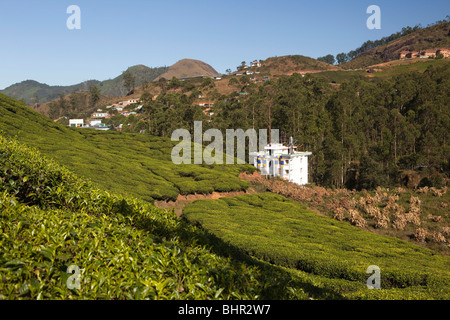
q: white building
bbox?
[69,119,84,128]
[91,112,109,118]
[250,138,312,186]
[89,119,102,127]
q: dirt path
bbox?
[154,189,258,217]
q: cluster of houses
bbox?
[105,98,141,114]
[235,70,261,76]
[249,76,270,84]
[234,61,271,84]
[68,98,143,131]
[237,60,262,71]
[399,48,450,59]
[68,118,111,131]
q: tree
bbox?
[48,101,60,119]
[141,80,150,91]
[357,154,387,190]
[182,81,196,93]
[201,77,215,89]
[167,77,182,91]
[336,53,348,65]
[89,85,101,107]
[140,92,153,105]
[157,77,167,91]
[58,94,67,113]
[122,69,136,94]
[239,75,250,85]
[33,94,40,110]
[317,54,336,65]
[347,50,358,60]
[228,77,239,86]
[225,69,232,74]
[69,92,79,113]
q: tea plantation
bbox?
[183,193,450,299]
[1,93,449,300]
[0,135,316,299]
[0,93,253,203]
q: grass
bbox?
[368,59,450,79]
[183,193,450,299]
[310,59,450,85]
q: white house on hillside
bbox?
[250,138,312,186]
[251,61,262,68]
[89,119,102,127]
[69,119,84,128]
[91,112,109,119]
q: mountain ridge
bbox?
[0,65,168,105]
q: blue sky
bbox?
[0,0,448,89]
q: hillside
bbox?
[0,79,100,106]
[1,93,449,300]
[0,135,303,300]
[184,193,450,299]
[256,55,341,76]
[342,21,450,69]
[0,65,168,105]
[36,90,117,118]
[98,64,168,96]
[0,93,253,202]
[155,59,220,80]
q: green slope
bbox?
[0,135,300,300]
[0,93,253,202]
[183,193,450,299]
[2,93,449,300]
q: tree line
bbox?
[47,63,449,190]
[137,64,449,190]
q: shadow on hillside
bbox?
[130,202,347,300]
[180,216,349,300]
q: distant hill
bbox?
[155,59,220,80]
[0,79,100,105]
[252,55,340,76]
[0,65,168,105]
[342,21,450,69]
[98,64,168,96]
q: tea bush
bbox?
[0,93,255,202]
[183,193,450,299]
[0,136,308,300]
